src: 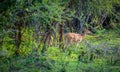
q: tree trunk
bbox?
[15,22,22,56]
[59,24,64,48]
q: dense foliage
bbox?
[0,0,120,72]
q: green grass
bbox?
[0,30,120,72]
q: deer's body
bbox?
[64,30,92,47]
[64,33,85,47]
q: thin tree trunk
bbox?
[59,24,64,48]
[41,31,50,54]
[15,22,22,56]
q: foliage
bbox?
[0,0,120,72]
[70,0,120,31]
[0,30,120,72]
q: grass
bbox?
[0,30,120,72]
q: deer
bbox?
[64,29,92,47]
[40,29,92,47]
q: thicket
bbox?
[0,0,120,72]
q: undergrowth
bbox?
[0,30,120,72]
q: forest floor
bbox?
[0,29,120,72]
